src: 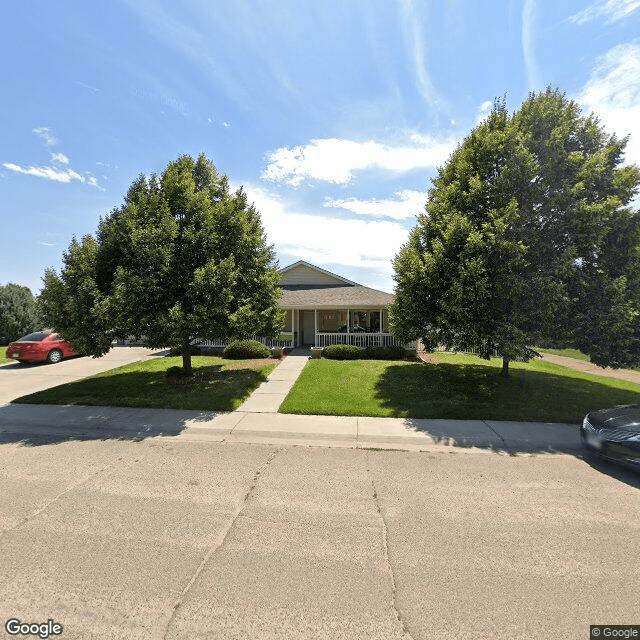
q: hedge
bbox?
[323,344,362,360]
[223,339,271,359]
[362,344,407,360]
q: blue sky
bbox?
[2,0,640,294]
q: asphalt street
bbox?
[0,438,638,640]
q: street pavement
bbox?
[1,350,638,638]
[0,347,162,405]
[0,437,638,640]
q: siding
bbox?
[280,263,348,286]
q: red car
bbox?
[5,330,78,364]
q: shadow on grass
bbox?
[3,364,270,446]
[375,362,640,424]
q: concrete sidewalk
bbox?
[236,351,309,413]
[0,402,581,454]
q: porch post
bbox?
[314,309,318,347]
[379,309,382,333]
[347,309,350,345]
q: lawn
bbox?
[278,353,640,423]
[13,355,278,411]
[0,345,10,365]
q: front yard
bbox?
[279,353,640,423]
[13,356,277,411]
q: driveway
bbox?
[0,438,638,639]
[0,347,162,404]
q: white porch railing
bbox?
[194,332,295,349]
[315,332,413,349]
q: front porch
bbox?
[194,309,413,351]
[284,308,408,349]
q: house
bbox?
[277,260,399,348]
[197,260,407,349]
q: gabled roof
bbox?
[280,284,393,309]
[277,260,393,308]
[278,260,357,286]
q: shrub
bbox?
[362,345,407,360]
[323,344,362,360]
[223,339,271,359]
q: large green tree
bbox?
[391,89,640,376]
[0,283,40,343]
[41,154,284,375]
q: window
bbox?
[17,331,52,342]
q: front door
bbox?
[301,311,315,346]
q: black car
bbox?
[581,405,640,469]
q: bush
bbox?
[323,344,362,360]
[362,345,407,360]
[223,339,271,359]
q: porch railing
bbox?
[194,332,295,349]
[315,332,414,349]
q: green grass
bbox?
[0,345,10,365]
[278,353,640,423]
[13,356,277,411]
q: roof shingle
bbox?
[280,284,393,308]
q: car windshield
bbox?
[17,331,52,342]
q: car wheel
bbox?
[47,349,63,364]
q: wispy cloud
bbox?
[51,152,69,165]
[2,163,90,184]
[570,0,640,25]
[576,41,640,169]
[32,127,57,148]
[4,128,104,189]
[324,190,428,221]
[37,241,56,247]
[240,184,409,290]
[262,133,456,186]
[522,0,542,91]
[398,0,443,109]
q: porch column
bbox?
[314,309,318,347]
[379,309,382,333]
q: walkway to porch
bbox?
[236,351,309,413]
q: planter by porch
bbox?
[271,346,284,359]
[310,346,323,359]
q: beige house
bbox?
[197,260,405,349]
[277,261,398,348]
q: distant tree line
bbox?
[0,283,41,344]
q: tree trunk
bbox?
[181,342,193,377]
[501,357,510,378]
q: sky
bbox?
[2,0,640,295]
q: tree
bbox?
[391,89,640,376]
[40,154,284,375]
[0,283,40,343]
